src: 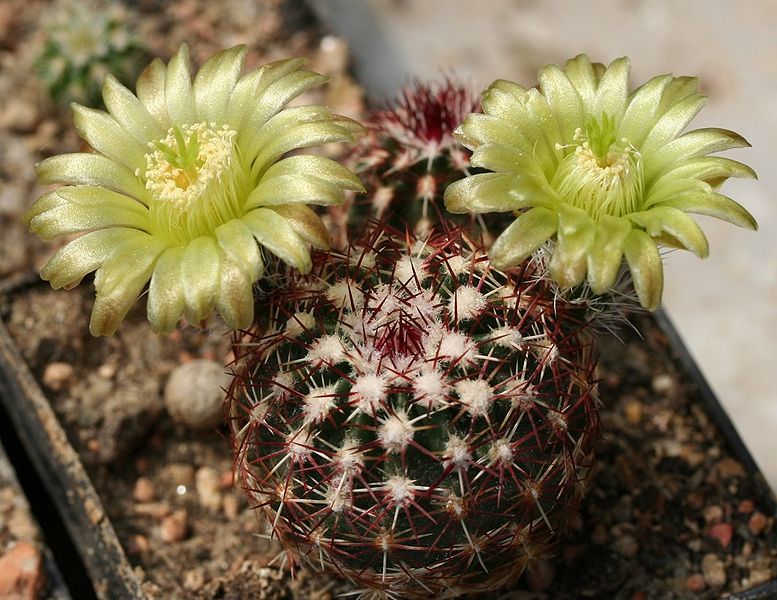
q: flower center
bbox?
[141,122,247,243]
[551,114,643,220]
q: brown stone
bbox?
[133,477,156,503]
[738,499,755,514]
[748,511,769,536]
[0,542,44,599]
[701,553,727,587]
[686,573,706,592]
[160,509,188,543]
[703,504,723,524]
[707,523,733,548]
[42,362,75,391]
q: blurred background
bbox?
[315,0,777,488]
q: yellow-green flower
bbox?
[444,55,757,309]
[26,44,364,336]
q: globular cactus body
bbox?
[229,228,599,597]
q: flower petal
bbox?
[216,258,255,330]
[136,58,169,126]
[586,215,632,294]
[180,236,222,323]
[659,193,757,231]
[489,207,559,270]
[72,103,148,169]
[456,113,535,157]
[640,93,708,162]
[629,206,709,257]
[26,186,149,240]
[538,63,583,145]
[619,74,671,144]
[40,227,145,290]
[91,234,166,336]
[592,57,629,123]
[147,245,186,335]
[645,128,751,181]
[657,76,700,114]
[102,74,164,144]
[549,204,595,288]
[564,54,598,107]
[271,204,330,250]
[247,173,346,208]
[623,228,663,310]
[194,45,246,123]
[165,44,196,125]
[262,155,364,192]
[215,219,264,281]
[37,154,148,204]
[444,172,552,214]
[242,208,312,273]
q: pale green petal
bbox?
[657,76,700,114]
[659,193,757,230]
[247,173,346,208]
[165,44,196,125]
[271,204,330,250]
[193,45,246,123]
[72,104,148,169]
[592,57,630,123]
[180,236,222,323]
[587,216,632,294]
[549,204,595,288]
[456,113,535,157]
[640,93,708,162]
[644,178,711,209]
[40,227,145,290]
[645,128,751,181]
[147,246,186,335]
[538,64,583,144]
[239,69,328,147]
[242,208,312,273]
[262,155,364,192]
[217,258,256,330]
[36,154,148,204]
[249,117,357,178]
[102,74,164,143]
[27,186,149,240]
[629,206,709,257]
[564,54,597,107]
[91,234,166,336]
[524,88,565,160]
[226,58,304,130]
[618,74,671,144]
[650,156,756,190]
[135,58,169,126]
[444,172,553,214]
[623,228,663,310]
[489,207,559,270]
[215,219,263,280]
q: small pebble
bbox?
[651,373,674,394]
[133,477,156,503]
[738,499,755,514]
[128,534,150,555]
[686,573,706,592]
[97,363,116,379]
[196,467,222,513]
[623,398,643,424]
[704,505,723,524]
[164,359,231,429]
[748,512,768,536]
[713,458,745,480]
[42,362,75,391]
[748,567,772,587]
[701,553,727,587]
[160,510,188,543]
[613,534,640,558]
[707,523,733,548]
[0,542,43,598]
[183,568,205,591]
[134,502,171,519]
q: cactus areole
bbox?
[229,228,599,597]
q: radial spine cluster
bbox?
[229,227,599,597]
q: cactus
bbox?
[36,0,148,107]
[332,80,498,245]
[228,226,599,597]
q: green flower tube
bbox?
[444,55,757,310]
[26,44,364,336]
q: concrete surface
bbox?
[316,0,777,489]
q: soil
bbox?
[0,1,775,599]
